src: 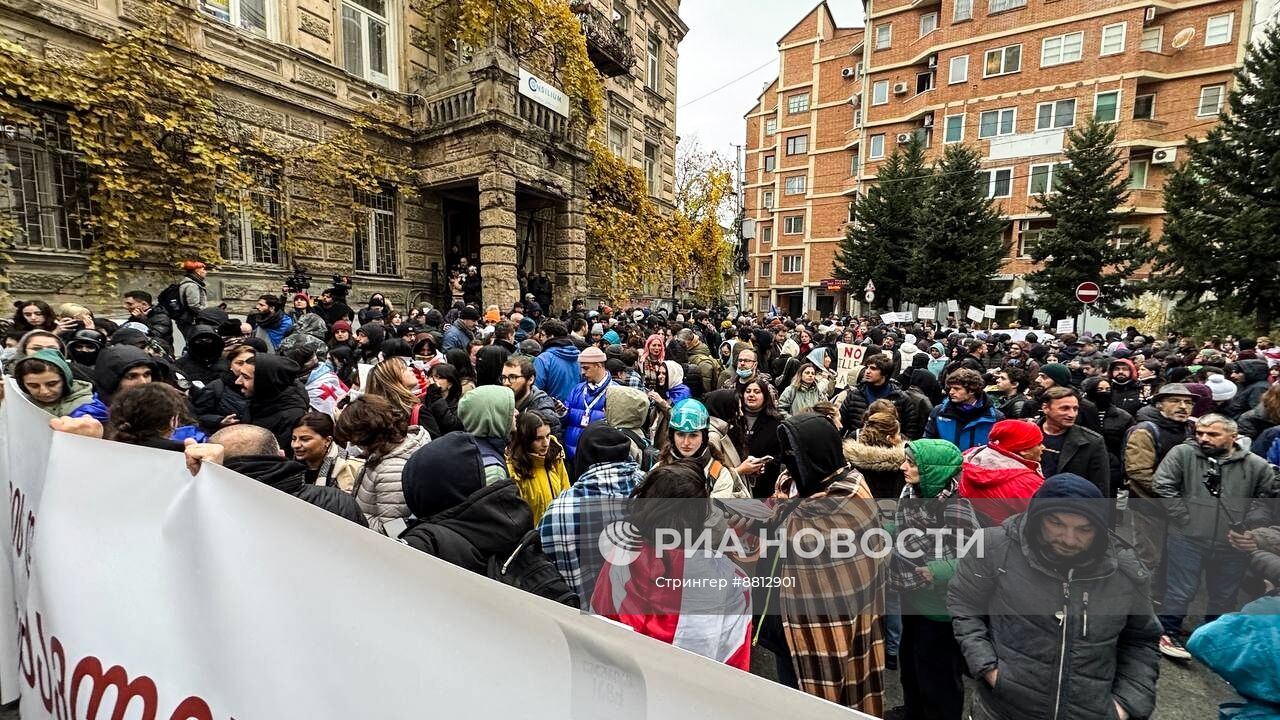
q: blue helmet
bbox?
[669,399,710,433]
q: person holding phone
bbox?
[731,379,783,498]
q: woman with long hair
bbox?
[641,334,667,392]
[12,349,96,417]
[445,347,477,394]
[424,363,464,435]
[363,357,427,430]
[658,399,749,498]
[106,383,193,451]
[11,299,57,334]
[733,378,784,498]
[778,361,824,417]
[335,395,430,534]
[327,320,357,351]
[505,411,570,523]
[844,399,907,499]
[291,411,361,491]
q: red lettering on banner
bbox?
[10,482,36,577]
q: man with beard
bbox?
[990,367,1034,420]
[1031,362,1103,433]
[250,294,294,351]
[1107,358,1143,416]
[501,355,562,441]
[314,288,354,326]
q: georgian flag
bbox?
[306,364,349,417]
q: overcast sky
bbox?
[675,1,864,165]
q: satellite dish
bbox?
[1171,27,1196,50]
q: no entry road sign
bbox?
[1076,282,1100,304]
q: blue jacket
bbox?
[534,340,582,402]
[924,398,1003,452]
[1188,595,1280,719]
[255,313,294,350]
[68,395,205,443]
[563,377,611,459]
[665,383,691,405]
[442,323,473,353]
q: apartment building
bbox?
[1,0,684,312]
[742,3,863,317]
[744,0,1251,315]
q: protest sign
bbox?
[897,311,913,323]
[947,300,960,314]
[966,306,985,324]
[917,307,936,322]
[984,304,997,319]
[879,313,898,325]
[836,343,867,388]
[1056,319,1075,334]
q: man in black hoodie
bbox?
[235,354,310,454]
[199,424,365,526]
[397,431,531,574]
[1226,359,1270,418]
[174,325,225,387]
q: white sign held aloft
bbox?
[947,300,960,314]
[917,307,937,321]
[984,304,997,319]
[1056,318,1075,334]
[879,312,898,325]
[967,305,985,323]
[897,311,914,323]
[835,343,867,388]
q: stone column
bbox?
[478,170,519,310]
[553,196,587,314]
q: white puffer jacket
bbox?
[354,426,430,534]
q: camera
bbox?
[284,262,311,294]
[331,273,353,301]
[1202,458,1223,497]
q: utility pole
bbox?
[731,142,748,312]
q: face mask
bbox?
[0,347,17,365]
[1092,393,1112,410]
[736,368,753,379]
[70,347,100,366]
[1199,442,1230,457]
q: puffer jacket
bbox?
[948,513,1162,720]
[925,396,1004,452]
[563,377,612,461]
[533,338,581,402]
[959,445,1044,526]
[1188,595,1280,720]
[191,374,251,434]
[843,438,906,500]
[778,382,822,416]
[354,426,431,534]
[399,481,531,574]
[1237,405,1279,452]
[840,379,916,436]
[1153,443,1273,540]
[1226,360,1271,418]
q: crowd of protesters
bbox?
[4,269,1280,720]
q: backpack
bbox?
[487,530,581,608]
[158,282,189,323]
[693,354,722,396]
[1119,421,1162,480]
[618,428,658,472]
[476,440,511,482]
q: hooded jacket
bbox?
[533,337,582,402]
[398,432,532,573]
[1226,360,1271,418]
[252,310,294,350]
[1153,442,1272,540]
[928,342,948,378]
[192,366,252,434]
[356,322,385,363]
[354,425,431,534]
[70,345,162,423]
[19,349,96,417]
[777,413,847,496]
[948,508,1161,720]
[843,437,906,499]
[1107,358,1143,416]
[516,384,563,441]
[960,445,1044,525]
[174,325,225,386]
[1188,596,1280,720]
[458,385,516,485]
[223,455,366,526]
[247,355,310,454]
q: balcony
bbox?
[572,3,635,77]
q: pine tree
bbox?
[833,135,931,310]
[1025,117,1150,319]
[1149,24,1280,334]
[907,143,1008,307]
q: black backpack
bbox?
[487,530,580,608]
[619,428,659,472]
[157,282,188,321]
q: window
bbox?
[944,114,965,143]
[783,215,804,235]
[612,0,629,32]
[984,44,1021,77]
[850,151,860,176]
[869,134,886,159]
[646,32,662,92]
[1041,32,1084,67]
[1197,85,1224,117]
[763,154,776,172]
[1035,99,1076,130]
[787,93,810,114]
[353,184,398,275]
[1133,93,1155,119]
[342,0,393,88]
[949,55,968,84]
[1094,91,1120,122]
[782,255,803,274]
[761,225,773,243]
[644,142,659,194]
[847,201,856,222]
[1128,159,1149,189]
[1018,229,1041,258]
[852,106,861,128]
[1028,162,1069,194]
[989,0,1026,12]
[221,167,282,265]
[201,0,274,38]
[785,135,808,155]
[759,259,772,278]
[982,168,1013,198]
[872,80,890,105]
[784,176,807,195]
[1140,27,1163,52]
[916,72,934,94]
[608,122,628,156]
[953,0,973,22]
[1206,14,1233,46]
[875,23,892,49]
[1101,23,1126,55]
[764,117,777,136]
[762,190,774,209]
[920,12,938,36]
[2,110,93,252]
[1115,226,1141,250]
[977,108,1016,138]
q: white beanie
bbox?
[1205,374,1237,402]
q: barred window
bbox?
[354,184,398,276]
[1,110,93,252]
[221,168,282,265]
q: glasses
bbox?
[1164,398,1196,407]
[500,374,524,384]
[738,358,757,365]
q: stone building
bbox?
[744,0,1252,316]
[1,0,684,315]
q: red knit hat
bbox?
[332,320,352,333]
[987,420,1044,454]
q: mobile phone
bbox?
[1229,522,1247,534]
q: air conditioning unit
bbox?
[927,54,938,68]
[1143,6,1157,23]
[841,67,857,78]
[893,82,909,94]
[850,93,861,107]
[896,132,913,144]
[922,112,935,127]
[1152,147,1178,164]
[740,218,756,239]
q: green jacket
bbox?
[22,349,96,417]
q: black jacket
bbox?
[192,373,251,434]
[248,355,310,455]
[174,325,226,387]
[140,305,174,353]
[223,455,367,526]
[1238,405,1278,448]
[315,300,354,326]
[949,513,1161,720]
[1092,406,1134,496]
[1038,422,1113,496]
[839,379,916,436]
[1226,360,1271,418]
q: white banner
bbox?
[1056,319,1075,334]
[835,343,868,389]
[0,383,871,720]
[879,313,898,325]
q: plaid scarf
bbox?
[537,461,644,600]
[888,480,979,592]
